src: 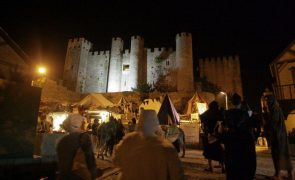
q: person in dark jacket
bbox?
[91,118,99,154]
[223,93,256,180]
[200,101,225,172]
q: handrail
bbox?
[273,84,295,100]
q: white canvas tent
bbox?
[79,93,114,108]
[184,92,208,115]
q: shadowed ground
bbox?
[95,146,295,180]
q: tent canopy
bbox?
[184,92,208,115]
[117,97,128,106]
[79,93,114,108]
[157,94,180,125]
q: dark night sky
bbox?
[1,0,295,110]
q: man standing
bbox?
[223,93,256,180]
[57,106,99,180]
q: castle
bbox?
[63,32,242,97]
[63,33,194,94]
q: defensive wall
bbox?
[41,79,81,104]
[199,55,243,97]
[63,33,194,94]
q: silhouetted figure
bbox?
[200,101,225,172]
[260,88,273,147]
[91,118,99,154]
[57,107,99,180]
[128,118,137,132]
[112,110,185,180]
[223,93,256,180]
[263,94,293,179]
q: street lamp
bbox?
[220,92,228,110]
[37,66,47,75]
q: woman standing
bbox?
[200,101,225,172]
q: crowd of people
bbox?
[200,92,293,180]
[53,90,293,180]
[55,106,186,180]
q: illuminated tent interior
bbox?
[184,92,208,115]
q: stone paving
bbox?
[94,146,295,180]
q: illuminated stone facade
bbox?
[63,33,194,93]
[199,55,243,97]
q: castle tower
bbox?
[107,37,124,92]
[63,38,92,93]
[176,32,194,92]
[129,36,144,89]
[232,55,243,96]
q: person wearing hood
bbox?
[263,94,293,179]
[56,107,99,180]
[112,109,185,180]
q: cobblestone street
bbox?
[95,146,295,180]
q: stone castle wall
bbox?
[121,49,131,91]
[63,33,194,94]
[85,51,110,93]
[199,55,243,97]
[146,47,176,86]
[176,33,194,92]
[129,36,145,90]
[63,38,92,93]
[108,37,123,92]
[41,79,80,103]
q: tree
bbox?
[196,77,221,94]
[154,74,177,92]
[132,83,154,93]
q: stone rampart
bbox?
[41,79,81,103]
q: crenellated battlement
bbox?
[64,32,194,93]
[68,37,92,49]
[123,49,130,54]
[147,47,174,54]
[131,35,143,40]
[202,55,239,63]
[112,37,123,42]
[199,54,242,97]
[92,51,99,55]
[176,32,192,38]
[69,37,91,44]
[98,50,110,55]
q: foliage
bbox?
[154,56,165,64]
[132,83,154,93]
[196,77,221,94]
[154,74,177,92]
